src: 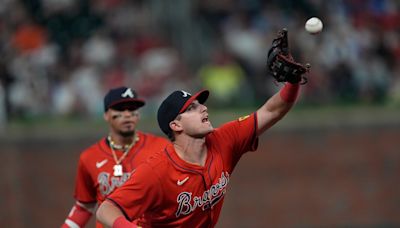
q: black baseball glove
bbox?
[267,28,310,84]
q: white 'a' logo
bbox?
[181,90,191,97]
[121,88,134,98]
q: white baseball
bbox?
[305,17,323,34]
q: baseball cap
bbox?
[157,89,209,135]
[104,87,145,112]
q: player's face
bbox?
[105,107,140,137]
[177,100,213,137]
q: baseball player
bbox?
[62,86,170,228]
[96,29,309,227]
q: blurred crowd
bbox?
[0,0,399,122]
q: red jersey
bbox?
[73,131,169,227]
[107,113,258,227]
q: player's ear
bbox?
[103,112,109,121]
[133,110,140,119]
[169,120,182,132]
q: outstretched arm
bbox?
[256,83,299,136]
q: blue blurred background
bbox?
[1,0,400,227]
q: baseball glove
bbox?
[267,28,310,84]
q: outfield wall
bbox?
[1,121,399,227]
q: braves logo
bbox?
[175,172,230,217]
[121,88,135,98]
[180,90,191,97]
[97,172,131,196]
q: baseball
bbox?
[305,17,323,34]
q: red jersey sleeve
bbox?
[106,163,162,221]
[74,154,97,203]
[209,112,258,165]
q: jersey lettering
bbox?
[98,172,131,196]
[175,172,230,217]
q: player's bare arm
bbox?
[96,200,126,227]
[256,85,297,135]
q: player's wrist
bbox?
[63,203,93,228]
[279,82,300,103]
[113,216,137,228]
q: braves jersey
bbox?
[107,113,259,227]
[73,131,169,227]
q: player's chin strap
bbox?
[62,202,94,228]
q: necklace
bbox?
[107,134,139,176]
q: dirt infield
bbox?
[1,124,399,227]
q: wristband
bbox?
[279,83,299,103]
[113,216,136,228]
[62,203,92,228]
